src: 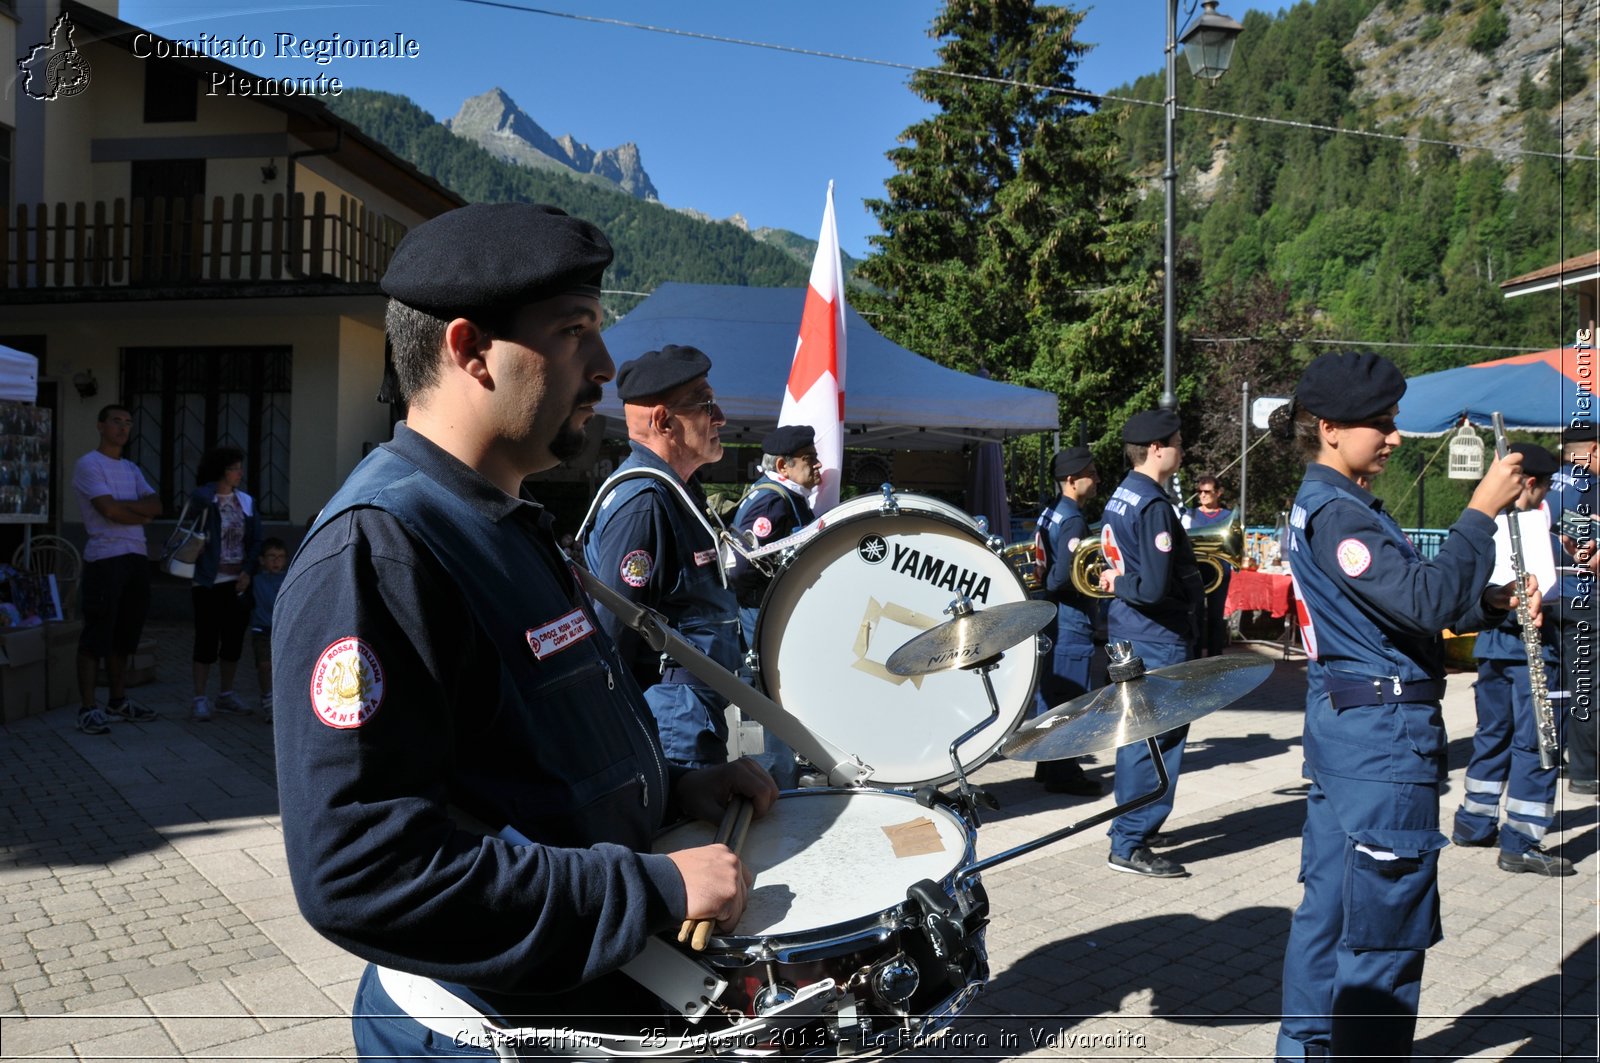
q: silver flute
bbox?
[1492,412,1560,770]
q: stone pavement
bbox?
[1,629,1596,1060]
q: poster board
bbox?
[0,401,52,524]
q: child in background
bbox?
[251,538,289,723]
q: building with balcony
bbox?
[3,0,461,537]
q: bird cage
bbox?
[1447,423,1486,479]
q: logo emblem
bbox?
[309,637,384,729]
[752,516,773,539]
[620,549,653,587]
[19,13,92,101]
[1154,531,1173,553]
[857,534,888,564]
[1336,538,1372,577]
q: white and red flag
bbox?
[779,181,847,514]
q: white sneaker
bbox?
[192,697,212,722]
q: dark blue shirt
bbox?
[584,442,742,693]
[729,474,814,608]
[1548,459,1595,529]
[1035,493,1099,642]
[1101,471,1203,644]
[274,425,684,1014]
[1288,463,1500,680]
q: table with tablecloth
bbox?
[1224,568,1294,618]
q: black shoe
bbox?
[1451,830,1496,848]
[1498,847,1576,876]
[1570,779,1599,796]
[1107,847,1188,878]
[1035,760,1102,797]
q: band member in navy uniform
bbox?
[1183,473,1234,657]
[1097,409,1204,877]
[1031,445,1105,796]
[728,424,820,789]
[585,345,744,769]
[1552,423,1599,796]
[1272,351,1529,1061]
[729,424,820,647]
[1452,443,1575,875]
[273,204,777,1060]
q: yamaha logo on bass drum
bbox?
[857,535,993,604]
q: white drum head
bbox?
[756,495,1036,788]
[655,790,970,939]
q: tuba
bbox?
[1068,514,1244,598]
[1191,513,1245,594]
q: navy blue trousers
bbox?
[1107,638,1189,856]
[1453,659,1564,854]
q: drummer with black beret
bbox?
[584,344,747,769]
[1274,351,1530,1060]
[275,203,776,1059]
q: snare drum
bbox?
[654,788,987,1048]
[754,490,1037,787]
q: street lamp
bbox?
[1161,0,1244,410]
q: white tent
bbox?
[0,347,39,403]
[598,283,1059,449]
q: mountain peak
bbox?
[447,88,659,202]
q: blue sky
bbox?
[117,0,1265,258]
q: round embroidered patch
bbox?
[1154,531,1173,553]
[620,548,653,588]
[309,637,384,729]
[752,516,773,539]
[1336,538,1372,577]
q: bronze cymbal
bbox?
[885,600,1057,677]
[1001,655,1273,762]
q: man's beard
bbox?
[550,422,588,462]
[550,384,604,462]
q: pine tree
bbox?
[858,0,1157,449]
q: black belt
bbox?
[1325,676,1446,710]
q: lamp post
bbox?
[1161,0,1244,410]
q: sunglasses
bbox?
[670,398,721,417]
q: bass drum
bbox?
[754,490,1038,788]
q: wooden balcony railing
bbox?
[1,192,407,291]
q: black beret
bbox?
[1510,442,1560,478]
[381,203,612,320]
[616,344,713,402]
[1122,408,1182,444]
[1294,351,1406,422]
[1052,446,1094,479]
[1562,423,1597,446]
[764,425,815,456]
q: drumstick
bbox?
[689,796,752,952]
[677,799,743,943]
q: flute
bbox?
[1492,412,1560,770]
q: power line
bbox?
[448,0,1599,164]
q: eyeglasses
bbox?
[1197,488,1217,495]
[671,398,721,417]
[789,451,820,465]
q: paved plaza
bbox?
[1,629,1595,1060]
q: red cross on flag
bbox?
[780,182,847,514]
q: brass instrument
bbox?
[1002,540,1043,591]
[1067,514,1244,598]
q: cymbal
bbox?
[1001,655,1273,762]
[885,600,1057,677]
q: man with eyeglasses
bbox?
[1183,473,1234,658]
[728,425,820,787]
[586,344,744,768]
